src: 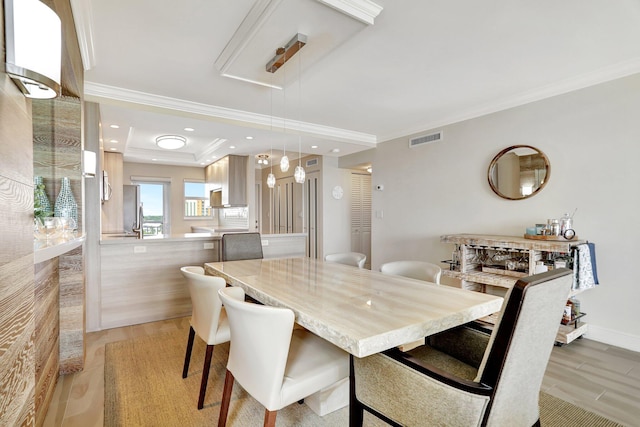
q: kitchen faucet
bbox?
[132,203,144,238]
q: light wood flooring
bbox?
[43,317,640,427]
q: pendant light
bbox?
[279,47,290,172]
[294,48,305,184]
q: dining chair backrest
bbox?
[221,232,263,261]
[475,269,573,425]
[180,266,227,343]
[218,286,295,409]
[324,252,366,269]
[380,260,442,284]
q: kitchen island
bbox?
[93,232,307,330]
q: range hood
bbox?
[206,155,248,207]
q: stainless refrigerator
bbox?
[123,185,143,235]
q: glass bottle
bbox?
[54,177,78,226]
[34,176,52,216]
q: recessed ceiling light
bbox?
[110,139,118,143]
[152,158,158,161]
[200,162,205,165]
[229,145,236,149]
[245,136,253,140]
[311,145,318,149]
[110,148,117,151]
[330,148,340,153]
[184,127,194,132]
[110,124,119,129]
[156,135,186,150]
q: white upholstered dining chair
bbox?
[217,286,350,427]
[351,268,573,427]
[180,266,230,410]
[380,260,443,350]
[324,252,367,269]
[380,260,442,284]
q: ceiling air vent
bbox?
[306,158,318,167]
[409,131,443,148]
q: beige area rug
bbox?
[105,329,623,427]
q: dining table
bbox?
[204,257,504,424]
[204,257,503,357]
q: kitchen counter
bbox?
[93,231,307,331]
[100,232,222,244]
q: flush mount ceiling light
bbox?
[266,33,306,73]
[4,0,62,99]
[156,135,186,150]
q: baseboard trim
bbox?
[585,324,640,352]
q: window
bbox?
[184,180,214,219]
[131,177,171,236]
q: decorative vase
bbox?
[34,176,52,216]
[54,177,78,226]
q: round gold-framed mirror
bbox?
[488,145,550,200]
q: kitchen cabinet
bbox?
[440,234,590,345]
[101,151,123,233]
[206,155,247,207]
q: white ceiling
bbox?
[72,0,640,168]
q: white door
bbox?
[351,172,372,269]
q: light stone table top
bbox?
[205,258,503,358]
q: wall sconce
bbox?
[83,150,97,178]
[4,0,62,99]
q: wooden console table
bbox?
[440,234,591,345]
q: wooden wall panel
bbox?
[0,78,33,186]
[0,255,36,427]
[34,259,59,427]
[0,71,36,427]
[59,246,85,374]
[1,1,84,425]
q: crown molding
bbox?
[380,58,640,143]
[315,0,383,25]
[195,138,227,162]
[84,81,377,146]
[69,0,96,71]
[124,146,197,164]
[215,0,283,76]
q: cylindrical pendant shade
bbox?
[4,0,61,99]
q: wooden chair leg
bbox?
[182,326,196,378]
[197,344,214,410]
[218,369,234,427]
[264,409,277,427]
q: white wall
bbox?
[368,73,640,351]
[321,156,352,257]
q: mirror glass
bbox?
[488,145,550,200]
